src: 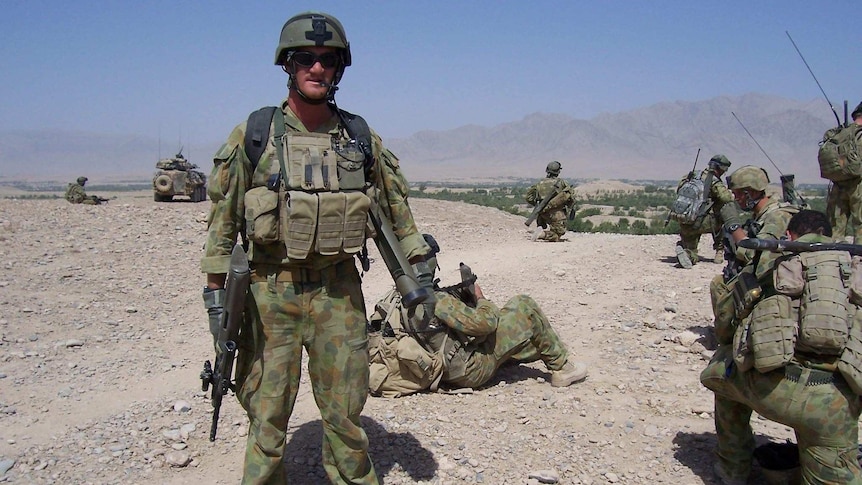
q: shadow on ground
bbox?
[673,431,772,485]
[283,416,437,484]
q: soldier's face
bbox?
[289,46,338,101]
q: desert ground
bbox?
[0,190,810,484]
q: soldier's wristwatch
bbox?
[726,223,742,233]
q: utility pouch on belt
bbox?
[732,272,763,321]
[734,294,798,373]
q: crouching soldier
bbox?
[701,210,862,485]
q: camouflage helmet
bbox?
[852,101,862,120]
[275,12,351,84]
[708,154,731,171]
[77,176,88,185]
[728,165,770,192]
[546,161,562,176]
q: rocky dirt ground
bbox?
[0,191,812,484]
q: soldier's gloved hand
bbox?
[411,260,438,328]
[202,287,225,347]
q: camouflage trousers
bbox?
[701,346,862,485]
[236,261,378,485]
[677,213,722,264]
[446,295,569,388]
[537,209,568,242]
[826,180,862,243]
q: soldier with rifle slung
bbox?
[701,209,862,484]
[199,11,434,485]
[524,161,575,242]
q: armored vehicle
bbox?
[152,149,207,202]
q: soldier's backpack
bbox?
[818,123,862,183]
[367,290,445,398]
[669,172,711,224]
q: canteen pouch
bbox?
[838,307,862,395]
[282,190,317,260]
[796,252,852,355]
[244,185,280,244]
[283,132,339,191]
[316,191,371,256]
[747,295,797,373]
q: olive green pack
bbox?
[818,123,862,183]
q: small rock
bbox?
[0,458,15,475]
[528,469,559,484]
[65,339,84,348]
[164,450,192,467]
[173,400,191,413]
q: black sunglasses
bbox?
[291,51,340,69]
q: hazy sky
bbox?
[2,1,859,153]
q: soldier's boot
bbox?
[675,245,693,269]
[712,462,747,485]
[550,361,588,387]
[714,249,724,264]
[531,227,544,242]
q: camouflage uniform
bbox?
[434,292,570,388]
[703,207,862,485]
[826,113,862,243]
[709,197,797,342]
[677,168,734,264]
[525,177,573,242]
[202,101,427,485]
[64,180,100,205]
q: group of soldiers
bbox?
[191,8,862,485]
[666,102,862,484]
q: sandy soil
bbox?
[0,191,805,484]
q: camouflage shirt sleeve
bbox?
[201,122,252,274]
[433,292,500,338]
[736,201,794,280]
[369,130,429,260]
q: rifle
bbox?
[525,179,563,226]
[200,243,251,441]
[367,198,433,309]
[436,262,479,307]
[738,237,862,255]
[665,148,701,226]
[731,112,807,207]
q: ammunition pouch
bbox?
[734,294,798,373]
[732,271,763,321]
[243,131,371,258]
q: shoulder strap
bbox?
[244,106,278,170]
[336,107,375,171]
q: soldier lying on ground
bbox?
[368,234,588,397]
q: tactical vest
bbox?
[733,249,862,393]
[242,108,371,260]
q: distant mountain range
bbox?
[0,93,842,184]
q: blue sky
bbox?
[2,1,858,153]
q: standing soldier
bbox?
[200,11,433,485]
[525,161,575,242]
[825,101,862,243]
[64,176,103,205]
[673,154,736,268]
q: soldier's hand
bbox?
[474,282,485,300]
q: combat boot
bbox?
[712,462,747,485]
[550,361,588,387]
[714,249,724,264]
[675,245,693,269]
